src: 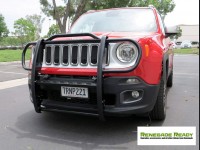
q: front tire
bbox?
[150,76,167,120]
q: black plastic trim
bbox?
[33,76,160,116]
[41,100,98,113]
[41,108,99,117]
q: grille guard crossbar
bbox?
[22,33,142,121]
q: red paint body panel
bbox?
[40,68,98,76]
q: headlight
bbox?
[116,42,138,63]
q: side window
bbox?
[157,12,165,35]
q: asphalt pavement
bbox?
[0,61,27,82]
[0,55,199,150]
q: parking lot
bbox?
[0,54,199,150]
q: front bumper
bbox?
[28,76,159,116]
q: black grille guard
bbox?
[22,33,142,121]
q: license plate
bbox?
[61,86,88,98]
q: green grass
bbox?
[0,49,31,62]
[0,48,199,62]
[174,48,199,55]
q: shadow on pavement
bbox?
[8,110,164,150]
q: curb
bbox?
[0,61,21,65]
[174,54,199,56]
[0,60,29,65]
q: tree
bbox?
[26,14,45,39]
[170,26,182,40]
[0,36,21,47]
[40,0,175,33]
[40,0,90,33]
[91,0,175,18]
[0,14,9,40]
[13,18,36,47]
[47,24,60,37]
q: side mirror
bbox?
[165,26,178,38]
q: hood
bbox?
[93,32,156,41]
[53,32,157,42]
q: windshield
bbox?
[70,8,157,33]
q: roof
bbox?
[178,24,199,26]
[86,6,155,13]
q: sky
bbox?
[0,0,199,36]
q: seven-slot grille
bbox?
[43,44,108,67]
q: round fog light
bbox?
[132,91,140,98]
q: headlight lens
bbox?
[116,42,138,63]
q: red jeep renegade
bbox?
[22,6,176,121]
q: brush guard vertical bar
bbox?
[97,36,108,121]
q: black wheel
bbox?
[150,76,167,120]
[167,71,173,87]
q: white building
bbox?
[176,24,199,43]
